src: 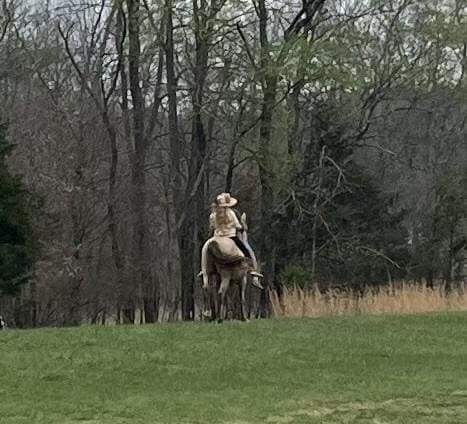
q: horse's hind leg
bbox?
[201,285,211,321]
[218,276,230,323]
[210,273,220,322]
[240,275,249,322]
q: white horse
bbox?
[199,213,263,322]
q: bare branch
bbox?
[359,246,402,269]
[0,0,12,44]
[236,22,257,69]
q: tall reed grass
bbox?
[270,283,467,318]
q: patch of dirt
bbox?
[266,398,467,424]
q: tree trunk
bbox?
[127,0,151,321]
[165,0,185,319]
[287,82,303,157]
[183,0,213,320]
[256,0,278,317]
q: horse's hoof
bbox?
[217,319,223,324]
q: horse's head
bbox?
[240,212,248,232]
[240,213,249,243]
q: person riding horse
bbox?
[200,192,263,289]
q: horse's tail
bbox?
[200,238,213,289]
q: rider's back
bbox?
[210,207,241,237]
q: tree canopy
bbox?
[0,0,466,325]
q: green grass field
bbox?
[1,313,467,423]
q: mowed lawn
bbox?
[1,314,467,423]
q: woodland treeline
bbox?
[1,0,466,326]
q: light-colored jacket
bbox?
[209,208,242,238]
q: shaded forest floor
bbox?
[1,313,467,423]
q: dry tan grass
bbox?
[270,283,467,318]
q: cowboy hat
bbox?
[216,192,238,208]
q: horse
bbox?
[200,213,263,322]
